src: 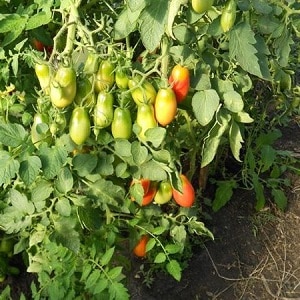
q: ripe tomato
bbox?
[50,66,77,108]
[220,0,237,32]
[115,68,129,90]
[93,91,114,128]
[168,65,190,103]
[69,107,91,145]
[136,103,157,141]
[31,113,52,148]
[154,180,173,205]
[111,107,132,139]
[172,174,195,207]
[154,87,177,126]
[35,63,51,94]
[130,179,156,206]
[133,235,149,257]
[128,76,157,105]
[94,60,115,93]
[191,0,214,14]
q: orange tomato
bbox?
[133,235,149,257]
[172,174,195,207]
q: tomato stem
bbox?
[160,35,170,84]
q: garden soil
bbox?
[128,120,300,300]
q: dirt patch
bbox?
[128,121,300,300]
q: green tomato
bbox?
[35,63,51,94]
[191,0,214,14]
[31,113,52,148]
[115,68,129,90]
[111,107,132,139]
[75,76,96,106]
[83,52,99,75]
[0,237,14,254]
[136,103,157,141]
[220,0,237,33]
[128,76,157,105]
[93,91,114,129]
[154,180,173,205]
[94,60,115,93]
[69,107,91,145]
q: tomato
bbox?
[154,87,177,126]
[50,66,77,108]
[133,235,149,257]
[75,76,96,106]
[111,107,132,139]
[172,174,195,207]
[220,0,237,33]
[32,38,52,54]
[191,0,214,14]
[94,60,115,93]
[0,237,14,254]
[83,52,99,75]
[31,113,52,148]
[35,63,51,94]
[130,179,156,206]
[69,107,91,145]
[154,180,173,205]
[115,68,129,90]
[128,76,157,105]
[168,65,190,103]
[93,91,114,128]
[136,103,157,141]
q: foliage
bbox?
[0,0,299,298]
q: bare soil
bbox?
[128,120,300,300]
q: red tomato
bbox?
[133,235,149,257]
[172,174,195,207]
[168,65,190,103]
[130,179,156,206]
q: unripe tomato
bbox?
[83,52,99,75]
[154,180,173,205]
[115,68,129,90]
[69,107,91,145]
[191,0,214,14]
[50,66,77,108]
[168,65,190,103]
[172,174,195,207]
[75,76,96,106]
[220,0,237,33]
[133,235,149,257]
[31,113,52,148]
[136,103,157,141]
[93,91,114,128]
[154,87,177,126]
[128,77,157,105]
[0,237,14,255]
[94,60,115,93]
[35,63,51,94]
[111,107,132,139]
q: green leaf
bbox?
[256,129,282,148]
[10,189,35,215]
[108,282,129,300]
[234,111,254,123]
[108,266,123,280]
[72,153,98,177]
[253,174,265,211]
[139,0,169,52]
[100,247,115,266]
[145,237,156,252]
[39,145,68,179]
[170,224,186,244]
[114,139,132,157]
[192,89,220,126]
[165,243,183,254]
[86,270,100,290]
[260,145,276,173]
[131,141,148,165]
[192,72,211,91]
[152,226,166,235]
[154,252,166,263]
[0,123,27,147]
[93,278,109,294]
[55,197,71,217]
[166,260,182,281]
[145,127,166,148]
[55,167,73,194]
[223,90,244,113]
[166,0,188,39]
[271,189,287,211]
[151,149,171,164]
[229,22,271,80]
[96,152,114,176]
[0,151,20,186]
[212,180,237,212]
[77,206,103,231]
[229,121,244,162]
[20,156,42,186]
[274,26,293,67]
[141,160,167,181]
[26,10,52,30]
[31,179,53,212]
[128,0,147,12]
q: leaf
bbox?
[31,180,53,212]
[154,252,166,263]
[128,0,147,12]
[72,153,98,177]
[165,243,183,254]
[86,270,101,290]
[139,0,169,52]
[212,180,237,212]
[152,226,166,235]
[20,156,42,186]
[271,189,287,211]
[141,160,167,181]
[166,260,182,281]
[39,145,68,179]
[0,122,27,147]
[234,111,254,123]
[229,22,271,80]
[114,139,132,157]
[108,282,129,300]
[166,0,187,39]
[229,121,244,162]
[260,145,276,173]
[223,90,244,113]
[26,10,52,30]
[0,151,20,186]
[55,197,71,217]
[96,152,114,176]
[256,129,282,148]
[100,247,115,266]
[145,238,156,252]
[253,174,265,211]
[131,141,148,165]
[274,26,293,67]
[93,278,109,294]
[145,127,166,148]
[108,266,123,280]
[9,189,35,215]
[192,89,220,126]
